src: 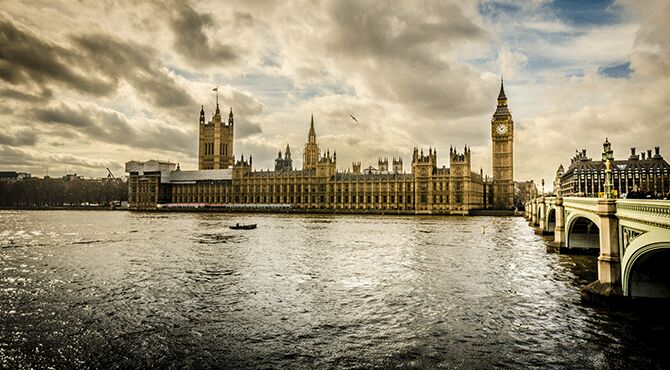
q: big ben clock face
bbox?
[496,124,507,135]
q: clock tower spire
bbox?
[491,77,514,210]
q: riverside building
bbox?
[126,82,517,213]
[555,138,670,198]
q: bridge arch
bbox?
[623,243,670,298]
[565,212,600,250]
[545,206,557,233]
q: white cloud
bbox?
[0,0,668,187]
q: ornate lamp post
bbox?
[602,138,615,199]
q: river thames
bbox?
[1,210,668,368]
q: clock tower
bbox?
[491,79,514,210]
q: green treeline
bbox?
[0,178,128,207]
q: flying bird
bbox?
[349,114,359,123]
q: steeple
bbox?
[493,77,511,117]
[308,114,316,143]
[303,114,320,171]
[199,105,205,125]
[228,107,234,125]
[285,143,291,159]
[497,76,507,106]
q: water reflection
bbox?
[0,211,668,368]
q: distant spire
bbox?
[228,107,234,125]
[285,143,291,156]
[199,105,205,125]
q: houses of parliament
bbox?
[126,81,515,213]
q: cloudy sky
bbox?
[1,0,669,185]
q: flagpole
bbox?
[213,86,219,107]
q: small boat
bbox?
[229,223,257,230]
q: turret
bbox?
[352,162,361,174]
[449,146,471,164]
[392,157,403,174]
[233,154,252,177]
[228,108,234,126]
[412,146,438,176]
[275,144,293,172]
[378,157,389,173]
[316,148,336,177]
[449,146,472,179]
[199,105,205,125]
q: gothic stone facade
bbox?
[198,102,234,170]
[126,82,516,213]
[491,80,514,209]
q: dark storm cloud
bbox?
[72,33,194,108]
[0,87,52,102]
[0,17,195,114]
[327,1,484,59]
[34,103,195,155]
[0,130,38,146]
[0,20,113,95]
[0,144,122,170]
[34,104,93,128]
[72,33,196,109]
[0,145,40,166]
[316,1,490,119]
[235,118,263,138]
[170,2,239,67]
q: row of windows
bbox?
[173,180,464,194]
[172,183,468,196]
[573,168,669,174]
[202,142,230,156]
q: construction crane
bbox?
[106,168,116,179]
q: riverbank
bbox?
[130,207,523,216]
[1,206,524,216]
[0,206,125,211]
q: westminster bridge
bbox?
[525,196,670,300]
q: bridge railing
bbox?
[616,199,670,228]
[563,197,599,213]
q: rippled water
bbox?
[1,210,668,369]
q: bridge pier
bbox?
[548,197,565,251]
[581,198,623,303]
[524,202,530,220]
[535,197,547,234]
[537,197,556,236]
[530,200,538,226]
